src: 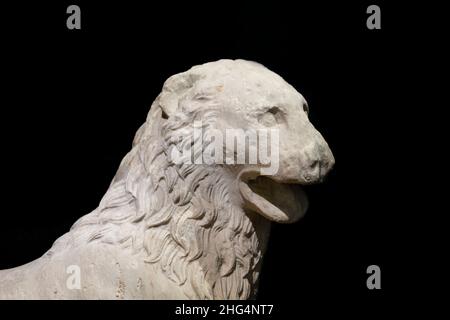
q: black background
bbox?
[0,0,433,316]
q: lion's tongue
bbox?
[239,176,308,223]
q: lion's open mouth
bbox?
[238,171,309,223]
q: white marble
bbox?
[0,59,334,299]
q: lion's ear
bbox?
[159,71,201,117]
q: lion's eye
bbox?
[268,106,280,115]
[258,107,282,127]
[302,103,309,114]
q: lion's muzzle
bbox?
[299,134,335,184]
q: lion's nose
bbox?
[301,143,335,183]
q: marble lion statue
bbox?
[0,59,334,299]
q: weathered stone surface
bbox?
[0,59,334,299]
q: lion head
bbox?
[71,59,334,299]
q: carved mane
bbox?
[69,89,265,299]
